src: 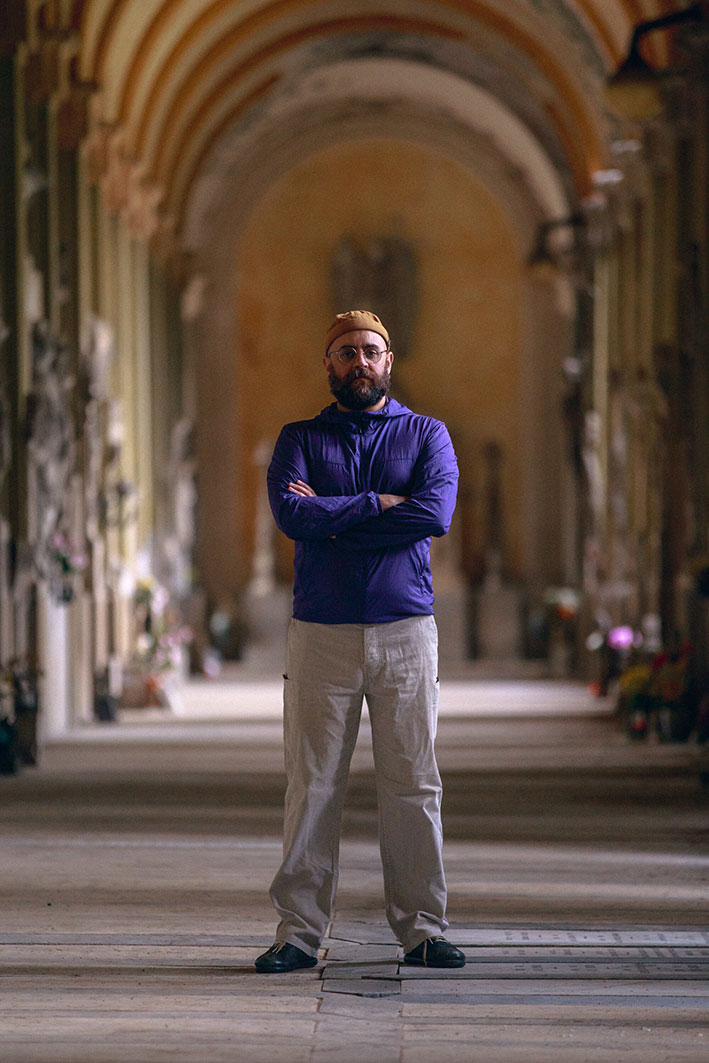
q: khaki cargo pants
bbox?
[269,615,448,955]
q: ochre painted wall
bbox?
[236,138,524,587]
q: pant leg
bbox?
[269,619,364,955]
[364,614,448,952]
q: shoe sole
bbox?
[403,958,466,968]
[255,959,318,973]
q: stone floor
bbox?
[1,677,708,1061]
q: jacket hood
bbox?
[316,397,412,423]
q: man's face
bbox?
[324,329,393,411]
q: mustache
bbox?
[328,362,390,409]
[347,367,375,382]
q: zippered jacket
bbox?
[267,398,459,624]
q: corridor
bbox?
[2,679,707,1062]
[2,5,708,1056]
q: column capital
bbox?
[124,173,163,241]
[84,124,164,241]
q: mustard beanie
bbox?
[325,310,389,351]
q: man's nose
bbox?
[353,348,371,366]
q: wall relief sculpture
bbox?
[331,229,418,360]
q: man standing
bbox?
[255,310,464,973]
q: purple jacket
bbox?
[267,398,458,624]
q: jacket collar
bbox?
[318,397,409,423]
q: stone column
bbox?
[0,40,20,668]
[242,439,290,669]
[36,583,69,740]
[475,440,523,660]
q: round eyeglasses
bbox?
[328,345,389,365]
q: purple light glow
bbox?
[607,625,635,651]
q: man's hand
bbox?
[288,480,317,497]
[379,494,407,510]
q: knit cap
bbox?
[325,310,389,351]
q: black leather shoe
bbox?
[254,942,318,973]
[403,936,466,968]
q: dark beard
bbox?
[328,365,390,410]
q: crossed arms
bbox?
[267,421,459,550]
[289,478,406,512]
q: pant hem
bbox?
[400,926,449,954]
[280,933,319,958]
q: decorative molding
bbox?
[83,122,163,239]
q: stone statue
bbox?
[81,315,114,401]
[166,417,197,597]
[26,321,76,580]
[80,317,115,541]
[331,227,418,360]
[582,410,605,534]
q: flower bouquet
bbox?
[123,578,192,709]
[617,661,655,739]
[649,642,694,743]
[616,641,695,742]
[48,531,88,603]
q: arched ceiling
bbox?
[56,0,685,248]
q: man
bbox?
[255,310,464,973]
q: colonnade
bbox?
[0,3,707,746]
[0,10,187,738]
[575,59,709,673]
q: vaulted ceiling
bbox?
[52,1,684,249]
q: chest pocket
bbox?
[310,460,355,496]
[374,456,417,495]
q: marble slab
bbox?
[321,963,400,980]
[399,962,709,980]
[321,978,401,998]
[445,929,709,947]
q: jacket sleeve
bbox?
[267,424,381,541]
[335,421,459,551]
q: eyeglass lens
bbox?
[333,346,387,364]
